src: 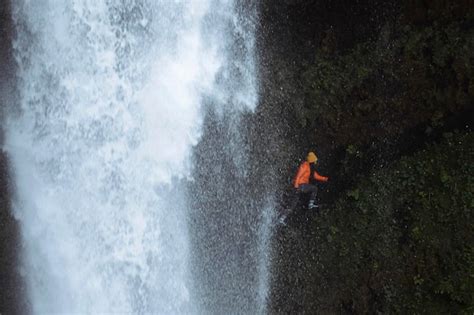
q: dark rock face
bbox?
[0,1,29,314]
[0,153,28,315]
[258,0,474,313]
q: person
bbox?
[293,151,329,209]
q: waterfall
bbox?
[5,0,261,314]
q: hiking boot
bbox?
[308,202,319,209]
[278,215,287,226]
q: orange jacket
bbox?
[293,161,328,188]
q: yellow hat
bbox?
[307,152,317,163]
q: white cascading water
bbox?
[5,1,258,313]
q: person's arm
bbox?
[314,171,329,182]
[293,164,305,188]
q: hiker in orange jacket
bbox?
[293,151,329,209]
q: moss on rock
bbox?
[272,132,473,313]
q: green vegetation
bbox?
[273,132,473,313]
[298,16,474,148]
[267,2,474,313]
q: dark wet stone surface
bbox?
[0,1,29,314]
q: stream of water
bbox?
[5,1,265,314]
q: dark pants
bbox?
[299,184,318,203]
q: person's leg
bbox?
[308,185,318,208]
[299,184,318,208]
